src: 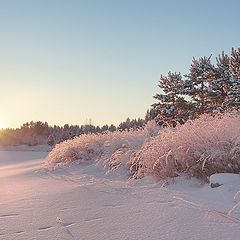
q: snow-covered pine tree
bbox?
[227,47,240,109]
[184,55,216,117]
[230,48,240,80]
[153,72,189,127]
[211,51,231,111]
[145,108,158,122]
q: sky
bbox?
[1,0,240,129]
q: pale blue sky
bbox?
[1,0,240,128]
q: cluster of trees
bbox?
[0,116,149,147]
[152,48,240,126]
[118,118,145,131]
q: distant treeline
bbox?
[2,47,239,146]
[0,115,151,146]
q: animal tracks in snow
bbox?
[84,216,103,223]
[63,222,75,227]
[56,217,77,240]
[15,231,25,235]
[145,199,177,208]
[0,213,19,219]
[102,203,123,208]
[37,226,53,231]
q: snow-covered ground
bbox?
[1,151,240,240]
[0,144,52,152]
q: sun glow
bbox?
[0,115,6,129]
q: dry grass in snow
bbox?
[131,112,240,181]
[46,121,159,173]
[47,112,240,181]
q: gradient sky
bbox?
[1,0,240,128]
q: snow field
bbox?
[1,151,240,240]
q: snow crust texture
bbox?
[1,151,240,240]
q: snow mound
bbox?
[210,173,240,188]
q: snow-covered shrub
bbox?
[131,112,240,181]
[46,121,160,171]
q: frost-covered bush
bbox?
[47,113,240,181]
[131,112,240,181]
[46,121,160,171]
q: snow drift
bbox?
[47,112,240,181]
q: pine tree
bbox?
[184,55,216,117]
[153,72,189,127]
[211,51,231,110]
[227,48,240,109]
[230,48,240,80]
[145,108,158,122]
[108,124,117,132]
